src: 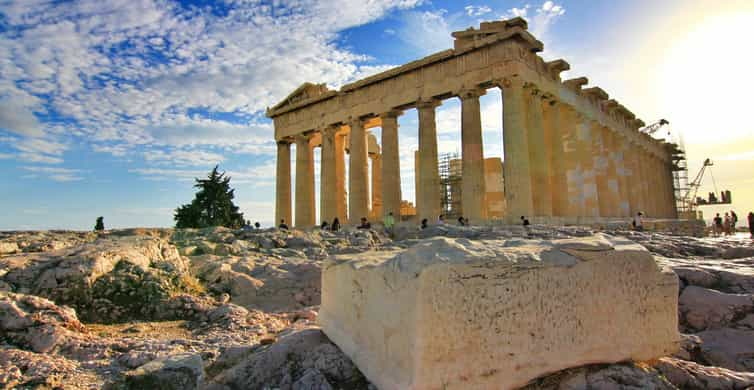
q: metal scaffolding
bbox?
[439,152,462,218]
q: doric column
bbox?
[370,153,383,219]
[380,111,402,219]
[596,126,620,217]
[294,133,315,227]
[526,87,553,217]
[416,99,442,223]
[558,106,583,217]
[637,150,652,216]
[459,88,487,222]
[335,131,347,222]
[614,134,632,217]
[544,99,567,216]
[348,118,369,223]
[320,126,337,224]
[275,140,292,227]
[628,147,646,214]
[577,117,599,217]
[501,78,534,220]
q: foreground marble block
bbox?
[319,235,679,390]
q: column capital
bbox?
[294,131,314,145]
[379,109,403,119]
[416,98,441,110]
[457,87,487,100]
[277,139,292,146]
[321,124,339,138]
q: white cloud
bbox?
[465,5,492,17]
[143,149,226,167]
[503,2,565,40]
[0,0,425,173]
[22,166,83,181]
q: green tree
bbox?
[174,166,245,229]
[94,216,105,231]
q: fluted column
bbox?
[275,140,292,227]
[592,123,611,217]
[629,147,646,214]
[559,106,583,217]
[294,133,315,227]
[334,131,347,222]
[416,99,442,222]
[370,153,383,218]
[320,126,337,224]
[526,88,552,217]
[614,134,631,217]
[638,150,652,216]
[501,79,534,220]
[380,111,402,219]
[348,118,369,223]
[459,88,487,222]
[544,99,567,216]
[577,117,599,217]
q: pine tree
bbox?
[174,166,245,229]
[94,216,105,231]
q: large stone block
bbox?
[319,234,679,390]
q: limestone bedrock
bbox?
[319,234,680,390]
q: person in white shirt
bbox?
[632,212,644,231]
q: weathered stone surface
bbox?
[124,353,204,390]
[679,286,753,331]
[319,234,679,390]
[655,357,754,390]
[696,328,754,371]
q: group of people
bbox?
[711,210,754,237]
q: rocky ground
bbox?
[0,224,753,389]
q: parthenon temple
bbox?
[267,17,678,227]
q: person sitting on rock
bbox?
[331,217,341,232]
[632,212,644,231]
[357,217,371,229]
[320,221,330,230]
[278,219,289,230]
[457,216,466,226]
[421,218,428,229]
[520,215,530,227]
[437,215,445,225]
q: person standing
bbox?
[713,213,723,236]
[331,217,341,232]
[748,212,754,239]
[724,212,732,236]
[278,219,289,230]
[383,212,395,236]
[731,210,739,231]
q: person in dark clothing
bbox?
[421,218,428,229]
[357,217,371,229]
[713,213,723,236]
[278,219,289,230]
[457,216,466,226]
[748,212,754,239]
[254,222,261,230]
[331,218,341,232]
[520,216,530,226]
[731,210,739,230]
[320,221,329,230]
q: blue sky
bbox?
[1,0,753,230]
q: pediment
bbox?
[269,82,333,114]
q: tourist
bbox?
[278,219,289,230]
[633,212,644,231]
[320,220,329,230]
[748,212,754,238]
[357,217,371,229]
[724,213,732,236]
[731,210,739,231]
[437,215,445,225]
[254,222,261,230]
[421,218,428,229]
[713,213,723,236]
[520,216,530,227]
[383,212,395,234]
[331,217,341,232]
[457,216,466,226]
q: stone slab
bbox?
[319,234,679,390]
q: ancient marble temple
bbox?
[267,18,678,227]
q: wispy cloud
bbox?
[22,166,84,182]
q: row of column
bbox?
[274,80,677,227]
[501,78,677,220]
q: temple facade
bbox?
[267,17,678,227]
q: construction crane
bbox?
[639,119,670,135]
[680,158,732,212]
